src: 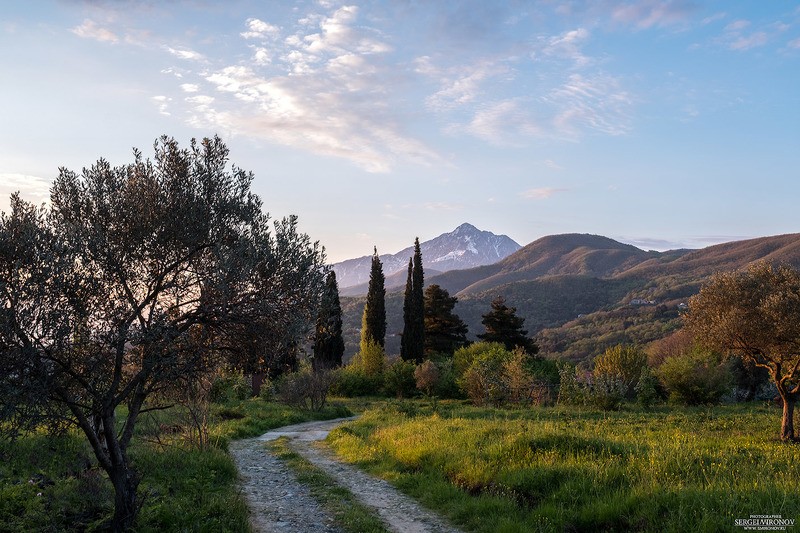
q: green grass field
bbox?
[0,398,352,532]
[327,401,800,532]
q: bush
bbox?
[432,359,461,399]
[635,365,660,409]
[656,348,733,405]
[453,342,507,378]
[330,365,383,397]
[209,370,252,403]
[414,360,440,396]
[592,344,647,399]
[556,362,586,406]
[383,359,417,398]
[359,337,385,377]
[275,367,333,411]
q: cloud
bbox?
[241,18,280,40]
[531,27,592,67]
[423,202,464,211]
[729,32,768,51]
[426,60,510,112]
[166,5,441,173]
[545,73,633,138]
[611,0,695,30]
[166,46,205,62]
[151,95,171,116]
[521,187,569,200]
[71,19,118,43]
[180,83,199,93]
[787,37,800,49]
[0,174,52,207]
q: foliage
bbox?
[0,136,326,530]
[685,262,800,439]
[330,364,384,397]
[401,239,425,363]
[556,362,586,406]
[635,365,660,409]
[362,248,386,348]
[275,366,334,411]
[383,358,417,398]
[414,360,440,396]
[358,336,386,377]
[477,296,538,354]
[423,284,468,355]
[209,370,253,403]
[656,348,733,406]
[457,344,549,407]
[592,344,648,399]
[328,402,800,533]
[314,271,345,370]
[452,342,506,378]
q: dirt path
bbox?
[229,417,462,533]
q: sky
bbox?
[1,1,799,263]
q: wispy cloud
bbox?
[71,19,118,43]
[164,5,440,173]
[521,187,569,200]
[611,0,695,30]
[0,174,52,206]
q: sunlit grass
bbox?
[328,402,800,532]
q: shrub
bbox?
[275,366,333,411]
[432,359,462,399]
[592,344,647,399]
[635,365,660,409]
[414,360,440,396]
[358,338,385,377]
[330,365,383,397]
[453,342,507,377]
[209,370,252,403]
[556,361,586,406]
[656,348,733,405]
[383,358,417,398]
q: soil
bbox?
[229,417,462,533]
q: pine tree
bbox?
[478,296,538,354]
[361,247,386,347]
[424,284,468,355]
[401,238,425,363]
[313,271,345,371]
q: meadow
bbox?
[0,398,351,532]
[327,401,800,532]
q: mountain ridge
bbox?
[332,223,521,292]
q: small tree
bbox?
[656,347,733,406]
[423,284,468,355]
[686,263,800,440]
[478,296,538,354]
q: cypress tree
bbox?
[313,271,345,371]
[362,247,386,347]
[424,284,468,355]
[400,258,413,361]
[401,238,425,363]
[478,296,539,354]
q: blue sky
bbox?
[2,1,799,262]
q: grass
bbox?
[327,401,800,532]
[0,397,354,532]
[269,437,390,533]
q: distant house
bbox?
[629,298,656,306]
[677,302,689,311]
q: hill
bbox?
[339,232,800,361]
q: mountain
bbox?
[332,223,521,294]
[339,232,800,362]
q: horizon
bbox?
[2,1,798,263]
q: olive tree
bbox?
[685,262,800,441]
[0,136,326,530]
